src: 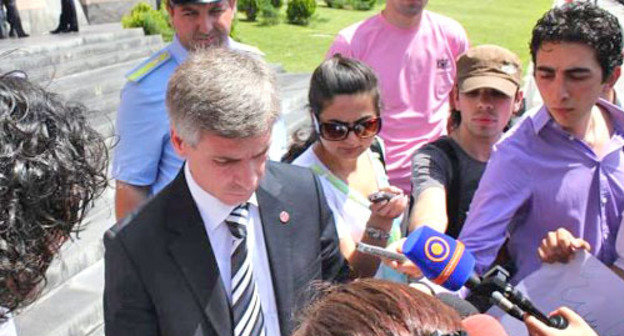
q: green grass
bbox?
[235,0,552,73]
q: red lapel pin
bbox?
[279,211,290,224]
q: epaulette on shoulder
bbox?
[125,50,172,82]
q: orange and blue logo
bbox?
[424,236,450,262]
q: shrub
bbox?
[260,3,280,26]
[122,2,173,42]
[324,0,346,8]
[271,0,283,8]
[349,0,375,10]
[238,0,261,21]
[286,0,316,25]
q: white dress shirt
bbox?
[185,165,281,336]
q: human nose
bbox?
[477,91,494,110]
[553,75,570,101]
[235,161,260,190]
[197,15,213,34]
[344,127,361,143]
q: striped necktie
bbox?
[225,203,265,336]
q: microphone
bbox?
[490,291,523,321]
[402,225,479,291]
[461,314,510,336]
[435,292,479,318]
[402,226,568,330]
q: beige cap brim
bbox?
[458,76,518,98]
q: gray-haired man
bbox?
[103,48,347,336]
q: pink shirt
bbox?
[328,12,469,192]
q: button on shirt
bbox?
[184,164,281,336]
[459,99,624,283]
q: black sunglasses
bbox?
[314,116,382,141]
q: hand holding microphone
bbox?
[524,307,598,336]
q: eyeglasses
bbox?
[314,116,382,141]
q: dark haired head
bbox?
[292,279,463,336]
[308,54,381,118]
[0,76,108,320]
[530,2,623,81]
[282,54,381,162]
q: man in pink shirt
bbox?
[327,0,469,193]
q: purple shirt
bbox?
[459,99,624,283]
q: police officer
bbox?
[113,0,288,220]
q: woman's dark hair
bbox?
[530,2,623,81]
[282,54,382,162]
[0,76,108,320]
[292,279,463,336]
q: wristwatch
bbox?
[365,227,391,240]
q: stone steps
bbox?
[1,24,143,58]
[15,260,105,336]
[48,58,144,106]
[24,36,163,82]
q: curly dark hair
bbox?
[530,2,624,81]
[0,75,108,320]
[282,54,382,162]
[292,279,463,336]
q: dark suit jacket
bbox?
[104,161,347,336]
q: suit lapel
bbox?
[165,171,232,336]
[257,163,295,336]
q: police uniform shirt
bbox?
[112,35,288,195]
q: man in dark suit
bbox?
[103,48,347,336]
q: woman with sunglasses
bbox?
[284,55,407,279]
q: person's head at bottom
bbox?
[0,73,108,320]
[292,278,466,336]
[167,48,280,205]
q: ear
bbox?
[450,85,460,110]
[166,2,175,19]
[605,66,621,89]
[170,127,189,158]
[513,90,524,115]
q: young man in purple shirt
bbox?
[458,2,624,283]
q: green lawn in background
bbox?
[234,0,552,73]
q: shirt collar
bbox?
[530,98,624,135]
[184,164,257,233]
[170,35,234,64]
[170,35,188,64]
